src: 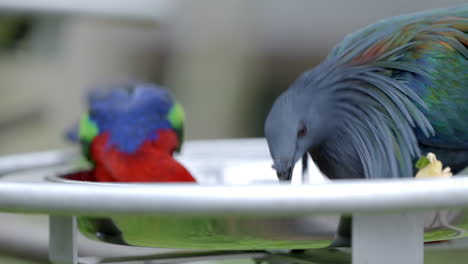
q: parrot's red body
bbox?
[91,130,195,182]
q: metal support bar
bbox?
[49,215,77,264]
[352,213,423,264]
[265,249,350,264]
[79,251,268,264]
[0,0,169,21]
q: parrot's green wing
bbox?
[167,102,185,152]
[79,112,99,161]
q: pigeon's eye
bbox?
[297,125,307,138]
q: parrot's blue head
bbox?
[86,82,177,153]
[265,70,337,181]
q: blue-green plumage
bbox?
[265,5,468,181]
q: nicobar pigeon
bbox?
[265,5,468,181]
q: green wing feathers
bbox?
[78,112,99,161]
[167,102,185,152]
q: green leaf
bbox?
[415,156,430,169]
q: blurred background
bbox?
[0,1,467,263]
[0,0,467,156]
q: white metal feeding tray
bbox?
[0,138,467,264]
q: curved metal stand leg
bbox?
[49,215,77,264]
[352,213,424,264]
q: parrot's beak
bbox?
[277,167,293,182]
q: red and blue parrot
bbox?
[76,82,196,183]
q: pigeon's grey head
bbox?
[264,74,335,181]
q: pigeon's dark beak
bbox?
[277,167,293,182]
